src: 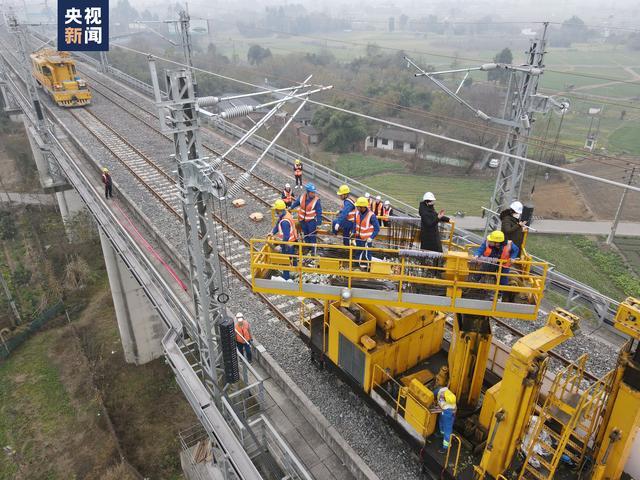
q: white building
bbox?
[365,126,418,154]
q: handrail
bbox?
[443,433,462,478]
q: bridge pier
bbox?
[99,229,166,364]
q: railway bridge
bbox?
[1,25,639,480]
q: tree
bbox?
[313,106,367,153]
[247,45,272,65]
[487,48,513,85]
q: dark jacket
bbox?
[500,209,524,249]
[419,202,450,252]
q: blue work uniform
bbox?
[436,387,457,450]
[354,209,380,264]
[272,211,298,280]
[290,194,322,245]
[333,197,356,246]
[474,240,520,286]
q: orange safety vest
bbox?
[294,164,303,176]
[297,194,318,222]
[373,201,383,217]
[282,188,294,204]
[345,197,356,222]
[355,210,375,240]
[277,211,298,241]
[382,206,392,218]
[483,243,512,267]
[235,321,251,343]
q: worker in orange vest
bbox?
[381,200,393,227]
[281,183,295,208]
[474,230,520,302]
[235,312,253,362]
[353,196,380,268]
[372,195,383,217]
[269,199,299,280]
[290,183,322,245]
[293,159,303,188]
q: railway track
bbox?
[68,105,318,333]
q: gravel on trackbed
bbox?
[68,64,621,480]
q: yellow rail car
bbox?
[30,48,91,107]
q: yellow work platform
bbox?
[250,239,547,320]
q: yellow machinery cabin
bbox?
[30,48,91,107]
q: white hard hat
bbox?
[510,201,523,214]
[285,183,290,188]
[384,200,390,206]
[364,192,371,198]
[423,192,436,202]
[235,312,244,320]
[376,195,381,201]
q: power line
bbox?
[107,42,640,195]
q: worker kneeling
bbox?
[270,199,298,281]
[474,230,520,301]
[333,184,356,246]
[353,197,380,269]
[436,387,457,453]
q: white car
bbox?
[488,158,500,168]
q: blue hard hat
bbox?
[305,183,316,192]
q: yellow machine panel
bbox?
[30,48,91,107]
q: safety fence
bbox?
[250,239,547,320]
[0,301,65,360]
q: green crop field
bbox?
[333,153,406,178]
[608,122,640,155]
[364,173,494,214]
[614,237,640,276]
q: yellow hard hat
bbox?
[355,196,369,207]
[273,199,287,210]
[444,389,456,405]
[102,167,109,173]
[487,230,505,243]
[336,184,350,195]
[295,159,301,164]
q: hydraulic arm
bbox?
[475,308,579,478]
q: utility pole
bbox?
[607,165,636,245]
[407,23,568,234]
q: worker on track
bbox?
[381,200,393,227]
[290,183,322,246]
[353,196,380,268]
[234,312,253,362]
[293,159,303,188]
[364,192,372,208]
[102,167,113,199]
[269,199,298,281]
[419,192,449,252]
[474,230,520,301]
[333,184,356,246]
[435,387,457,453]
[281,183,295,208]
[500,200,528,250]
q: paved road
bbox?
[454,216,640,237]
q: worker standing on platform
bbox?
[281,183,295,208]
[364,192,372,208]
[293,159,303,188]
[381,200,393,227]
[290,183,322,246]
[234,312,253,362]
[419,192,449,252]
[474,230,520,301]
[270,199,298,281]
[333,184,356,246]
[102,167,113,199]
[436,387,457,453]
[500,201,528,250]
[353,196,380,268]
[372,195,383,217]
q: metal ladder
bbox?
[519,355,612,479]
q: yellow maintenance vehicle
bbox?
[251,208,640,479]
[30,48,91,107]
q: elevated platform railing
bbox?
[250,239,547,320]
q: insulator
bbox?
[398,249,443,259]
[480,63,498,71]
[221,105,255,119]
[197,96,219,107]
[218,316,240,384]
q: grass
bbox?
[364,173,494,214]
[614,237,640,276]
[333,153,406,178]
[525,234,640,300]
[608,122,640,155]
